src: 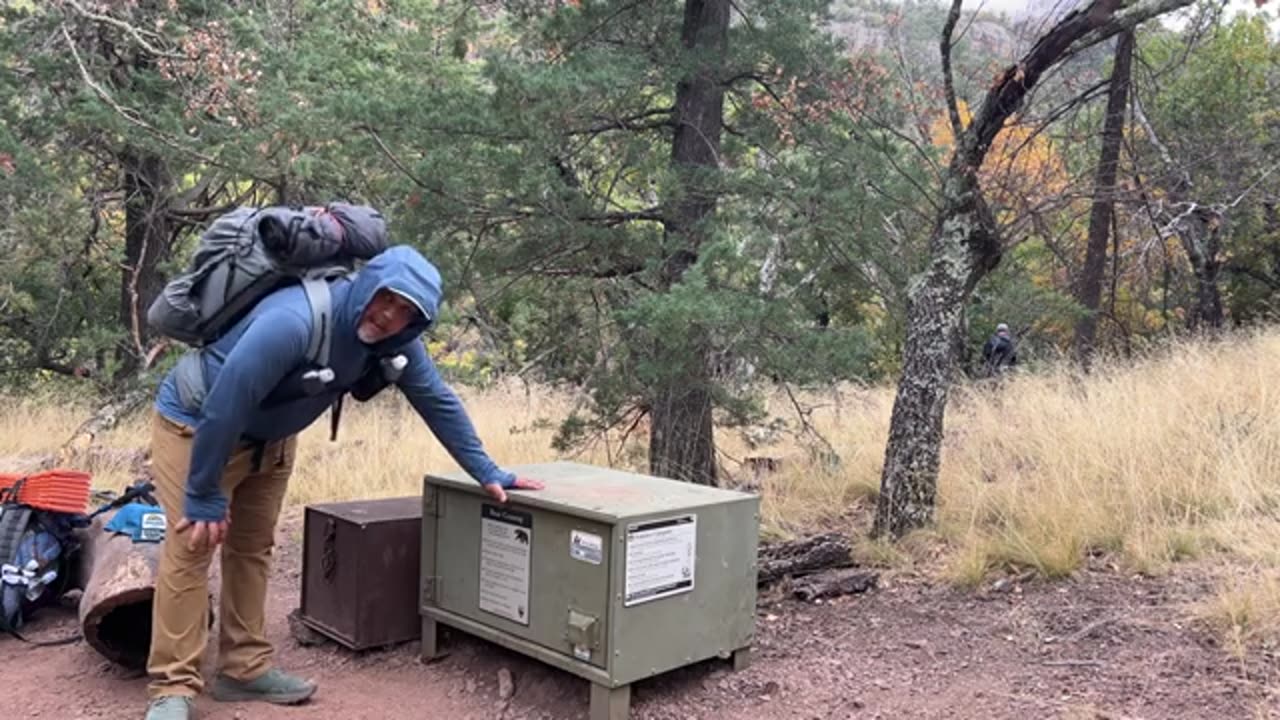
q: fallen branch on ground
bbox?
[1041,659,1104,667]
[60,388,151,456]
[792,568,880,601]
[757,532,854,585]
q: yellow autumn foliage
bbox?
[929,100,1070,219]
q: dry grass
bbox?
[937,330,1280,588]
[285,382,605,506]
[4,328,1280,649]
[1198,570,1280,661]
[0,394,151,491]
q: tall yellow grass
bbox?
[4,328,1280,646]
[938,331,1280,584]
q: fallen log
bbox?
[61,388,151,455]
[77,512,164,668]
[76,510,211,669]
[71,516,106,592]
[792,568,879,601]
[757,532,854,586]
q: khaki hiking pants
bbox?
[147,411,297,699]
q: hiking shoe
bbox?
[210,667,317,705]
[144,696,193,720]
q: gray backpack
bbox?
[148,203,390,412]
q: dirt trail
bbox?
[4,512,1274,720]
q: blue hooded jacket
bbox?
[154,245,516,522]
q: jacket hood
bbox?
[339,245,442,352]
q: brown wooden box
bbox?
[299,496,421,650]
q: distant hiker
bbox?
[981,323,1019,377]
[141,205,543,720]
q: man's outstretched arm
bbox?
[395,340,543,501]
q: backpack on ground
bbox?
[0,478,161,646]
[0,501,81,644]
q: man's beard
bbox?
[357,322,387,343]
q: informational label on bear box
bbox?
[478,504,532,625]
[570,530,603,565]
[624,515,696,606]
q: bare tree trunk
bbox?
[1265,203,1280,286]
[1182,212,1225,330]
[1192,267,1225,329]
[1131,90,1230,334]
[648,0,729,485]
[1074,30,1134,366]
[873,173,1000,537]
[117,147,171,378]
[873,0,1195,538]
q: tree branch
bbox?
[538,260,647,278]
[358,125,426,186]
[60,24,236,173]
[617,404,651,455]
[941,0,965,139]
[1003,78,1110,159]
[62,0,185,59]
[726,0,756,32]
[782,382,840,463]
[576,208,664,226]
[1131,93,1186,186]
[549,0,648,62]
[963,0,1195,169]
[38,357,93,379]
[567,107,675,136]
[1069,0,1201,56]
[166,181,263,221]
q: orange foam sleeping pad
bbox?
[0,469,92,514]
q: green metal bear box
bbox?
[419,461,760,720]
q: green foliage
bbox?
[414,0,899,454]
[1137,13,1280,328]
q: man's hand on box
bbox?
[483,476,545,504]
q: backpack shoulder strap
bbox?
[300,278,333,369]
[0,504,31,567]
[300,275,347,443]
[0,504,31,634]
